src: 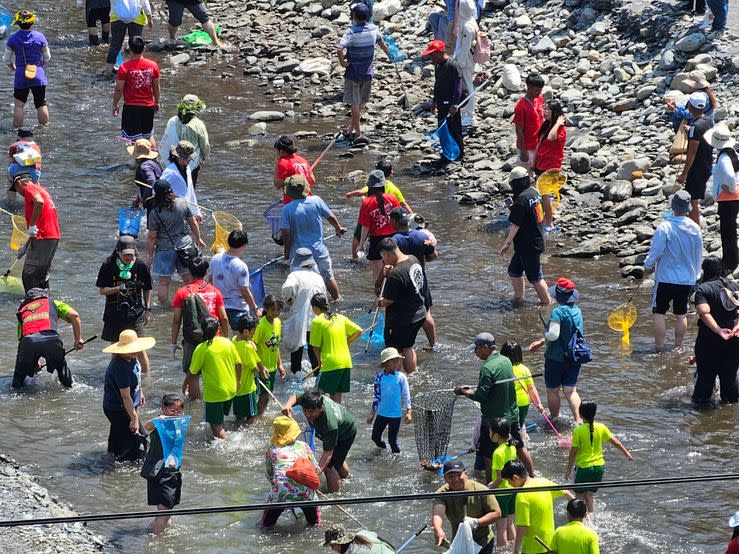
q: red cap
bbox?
[422,39,446,56]
[555,277,575,291]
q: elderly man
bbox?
[279,175,345,300]
[455,332,534,481]
[9,172,61,292]
[432,460,501,553]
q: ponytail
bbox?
[589,421,594,446]
[579,401,598,445]
[310,292,334,320]
[374,187,387,216]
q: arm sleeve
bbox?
[309,320,321,348]
[693,285,708,306]
[278,205,290,231]
[381,273,400,301]
[643,226,667,269]
[693,234,704,280]
[507,199,526,226]
[357,201,371,227]
[95,263,112,288]
[372,373,381,412]
[317,198,333,220]
[345,317,362,336]
[338,29,352,49]
[139,263,153,291]
[400,373,411,410]
[188,344,204,375]
[544,320,561,342]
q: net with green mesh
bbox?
[413,391,457,470]
[608,302,638,344]
[211,211,242,254]
[536,169,567,212]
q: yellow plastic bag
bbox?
[536,169,566,212]
[211,211,242,254]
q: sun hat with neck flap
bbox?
[270,416,301,447]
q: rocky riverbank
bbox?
[155,0,739,278]
[0,453,106,552]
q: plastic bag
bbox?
[181,26,222,47]
[444,520,481,554]
[286,456,320,490]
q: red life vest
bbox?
[17,297,58,337]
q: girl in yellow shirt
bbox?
[488,417,519,548]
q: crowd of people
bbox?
[2,3,738,552]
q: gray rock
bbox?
[515,13,532,27]
[613,198,647,217]
[606,180,634,201]
[633,225,655,241]
[248,110,285,122]
[298,57,331,76]
[589,21,607,35]
[320,0,337,7]
[275,59,300,73]
[570,152,592,174]
[670,72,694,93]
[571,136,601,154]
[501,64,521,92]
[614,208,644,226]
[170,53,191,66]
[531,36,556,53]
[612,98,636,112]
[732,56,739,72]
[247,122,267,135]
[560,89,584,104]
[617,158,650,180]
[676,32,705,52]
[554,237,618,258]
[636,85,656,101]
[659,49,676,70]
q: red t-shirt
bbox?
[117,57,160,107]
[513,95,544,150]
[726,538,739,554]
[172,280,225,321]
[24,183,60,240]
[276,154,315,204]
[535,125,567,171]
[358,194,400,236]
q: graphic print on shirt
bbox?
[129,68,153,91]
[409,263,424,299]
[530,196,544,224]
[369,203,393,231]
[265,331,280,351]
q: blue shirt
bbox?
[372,370,411,418]
[338,22,383,82]
[279,195,333,262]
[545,304,584,363]
[103,356,142,411]
[643,215,703,286]
[392,230,433,271]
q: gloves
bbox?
[170,344,181,358]
[464,517,479,530]
[28,225,38,238]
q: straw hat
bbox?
[127,138,158,160]
[270,416,301,447]
[703,124,735,150]
[379,347,403,364]
[103,330,156,354]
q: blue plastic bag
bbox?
[152,416,191,470]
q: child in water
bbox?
[232,314,269,425]
[565,401,633,512]
[254,295,286,416]
[487,417,518,548]
[367,347,412,453]
[501,341,543,441]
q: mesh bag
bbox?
[211,211,242,253]
[263,200,284,245]
[607,302,637,344]
[10,215,28,251]
[413,390,457,470]
[536,169,567,212]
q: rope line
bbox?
[1,473,737,528]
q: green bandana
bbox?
[116,258,134,280]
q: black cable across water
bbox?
[1,473,737,528]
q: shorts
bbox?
[87,6,110,26]
[152,249,191,278]
[102,317,145,343]
[226,308,249,331]
[259,371,277,396]
[314,251,335,281]
[478,421,524,458]
[182,340,197,373]
[327,431,356,470]
[231,391,258,419]
[167,0,211,26]
[316,368,351,394]
[367,233,394,261]
[204,400,232,424]
[353,223,362,241]
[343,76,372,106]
[14,86,46,109]
[495,490,516,517]
[518,404,530,427]
[121,105,156,141]
[574,465,605,492]
[544,357,581,389]
[516,149,536,168]
[652,282,691,315]
[508,250,544,283]
[384,318,424,350]
[685,169,711,200]
[147,469,182,508]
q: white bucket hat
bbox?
[703,124,735,150]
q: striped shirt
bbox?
[372,370,411,418]
[338,22,383,82]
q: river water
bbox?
[0,5,735,554]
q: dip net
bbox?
[607,302,638,344]
[536,169,567,212]
[263,200,283,245]
[211,211,242,253]
[10,215,27,251]
[413,391,457,471]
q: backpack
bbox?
[181,283,211,345]
[564,312,592,364]
[473,30,491,64]
[115,0,142,23]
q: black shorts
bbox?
[14,86,46,109]
[167,0,210,26]
[478,421,524,458]
[147,470,182,508]
[685,169,710,200]
[87,6,110,27]
[508,250,544,283]
[367,233,394,261]
[652,282,692,315]
[101,317,145,343]
[384,318,424,350]
[327,431,356,471]
[121,105,156,141]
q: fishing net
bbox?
[413,390,457,471]
[211,211,242,253]
[10,215,27,251]
[608,302,638,344]
[263,200,283,245]
[536,169,567,212]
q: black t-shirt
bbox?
[383,255,427,326]
[694,278,739,329]
[433,58,462,106]
[95,258,153,323]
[508,186,545,254]
[688,116,714,176]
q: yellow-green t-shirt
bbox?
[514,478,565,554]
[513,363,534,407]
[232,337,261,396]
[309,313,361,372]
[550,521,600,554]
[491,443,517,490]
[360,179,406,205]
[254,316,281,372]
[572,422,612,468]
[189,336,239,403]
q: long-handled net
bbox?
[608,303,638,344]
[211,211,242,253]
[263,200,283,245]
[413,391,457,471]
[10,215,27,251]
[536,169,567,212]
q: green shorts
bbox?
[574,465,605,492]
[231,391,258,419]
[204,400,232,425]
[495,490,516,517]
[316,368,351,394]
[259,371,277,396]
[518,404,530,427]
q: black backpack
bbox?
[181,283,211,345]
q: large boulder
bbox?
[501,64,521,92]
[617,158,651,180]
[676,33,705,52]
[570,152,591,174]
[372,0,401,20]
[605,180,633,201]
[248,111,285,122]
[298,57,331,76]
[531,36,556,53]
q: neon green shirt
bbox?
[513,363,534,407]
[189,337,239,403]
[514,478,565,553]
[572,422,612,468]
[491,443,517,490]
[254,316,281,372]
[550,521,600,554]
[360,179,406,205]
[232,337,261,396]
[309,313,361,372]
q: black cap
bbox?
[16,128,33,139]
[389,207,409,224]
[153,179,172,196]
[443,460,466,476]
[8,171,31,192]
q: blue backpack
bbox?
[564,312,592,364]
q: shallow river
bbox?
[0,5,735,553]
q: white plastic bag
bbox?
[444,521,481,554]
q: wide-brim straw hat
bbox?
[270,416,301,447]
[704,124,735,150]
[127,138,158,160]
[103,329,156,354]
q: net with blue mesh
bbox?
[426,119,460,161]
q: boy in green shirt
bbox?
[232,314,268,425]
[550,499,599,553]
[254,295,286,416]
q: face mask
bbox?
[116,257,134,280]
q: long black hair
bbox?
[719,147,739,172]
[500,341,523,366]
[373,185,387,217]
[310,292,335,320]
[537,100,564,142]
[488,417,514,447]
[338,536,373,552]
[579,401,597,445]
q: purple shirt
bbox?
[6,30,48,89]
